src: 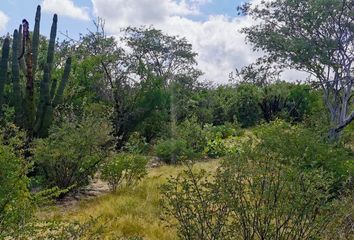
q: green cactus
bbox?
[0,37,10,114]
[34,14,57,136]
[32,5,41,75]
[18,24,26,73]
[3,5,72,137]
[52,57,71,107]
[11,30,23,125]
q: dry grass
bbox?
[40,160,220,240]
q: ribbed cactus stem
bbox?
[50,78,58,100]
[53,57,71,107]
[34,14,58,137]
[0,37,10,114]
[32,5,41,75]
[18,24,26,73]
[11,30,22,125]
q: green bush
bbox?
[100,153,148,191]
[161,145,338,240]
[33,114,112,194]
[251,120,353,189]
[228,84,262,127]
[124,132,149,154]
[155,139,193,164]
[177,118,207,154]
[0,126,33,236]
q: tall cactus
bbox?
[34,14,57,136]
[11,30,22,125]
[0,37,10,115]
[36,57,71,137]
[32,5,41,75]
[4,5,72,138]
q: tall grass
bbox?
[41,160,219,239]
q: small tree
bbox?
[34,112,112,194]
[240,0,354,140]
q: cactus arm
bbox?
[34,14,57,137]
[11,30,23,126]
[0,37,10,113]
[32,5,41,75]
[53,57,71,107]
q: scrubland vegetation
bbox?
[0,1,353,239]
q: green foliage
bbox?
[161,167,230,240]
[177,117,207,154]
[124,132,149,154]
[0,126,32,235]
[100,153,148,191]
[228,84,262,127]
[161,134,339,240]
[0,37,10,115]
[33,113,112,194]
[155,139,193,164]
[252,121,353,189]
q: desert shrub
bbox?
[155,138,193,164]
[177,117,207,154]
[33,114,112,194]
[162,151,337,240]
[202,123,242,158]
[161,167,230,240]
[222,149,335,240]
[252,121,353,190]
[0,139,32,236]
[285,84,318,122]
[204,135,226,158]
[124,132,149,154]
[228,84,262,127]
[100,153,148,191]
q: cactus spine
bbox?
[0,37,10,115]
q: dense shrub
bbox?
[33,114,112,194]
[100,153,148,191]
[161,167,230,240]
[124,132,149,154]
[162,143,337,240]
[0,136,32,235]
[228,84,262,127]
[252,121,353,189]
[177,118,207,154]
[155,138,193,164]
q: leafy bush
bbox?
[0,137,32,235]
[228,84,262,127]
[162,148,337,240]
[252,121,353,189]
[124,132,149,154]
[161,167,230,240]
[33,114,112,194]
[155,139,193,164]
[177,118,207,153]
[204,134,226,158]
[100,153,148,191]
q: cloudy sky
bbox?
[0,0,306,83]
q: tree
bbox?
[240,0,354,140]
[123,27,202,155]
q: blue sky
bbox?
[0,0,243,38]
[0,0,304,83]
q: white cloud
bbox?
[91,0,308,84]
[42,0,90,21]
[0,10,9,33]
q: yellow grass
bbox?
[41,160,220,240]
